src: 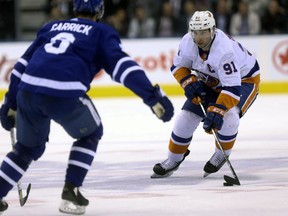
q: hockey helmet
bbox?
[189,11,215,39]
[189,11,215,31]
[73,0,104,18]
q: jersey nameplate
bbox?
[50,23,92,36]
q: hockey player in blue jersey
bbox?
[0,0,174,215]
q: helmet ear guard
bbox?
[73,0,104,19]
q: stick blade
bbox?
[20,183,31,207]
[224,175,241,185]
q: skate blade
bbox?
[203,172,211,178]
[150,172,173,179]
[59,200,86,215]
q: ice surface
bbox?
[0,94,287,216]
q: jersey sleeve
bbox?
[100,27,157,106]
[6,27,48,108]
[170,34,194,84]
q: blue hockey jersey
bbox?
[9,18,157,107]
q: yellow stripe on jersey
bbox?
[173,67,191,84]
[215,139,236,150]
[241,75,260,115]
[241,84,259,115]
[168,139,190,154]
[242,74,260,85]
[216,92,239,110]
[217,74,260,110]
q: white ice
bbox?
[0,94,287,216]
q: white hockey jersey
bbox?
[171,28,260,110]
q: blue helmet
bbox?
[73,0,104,18]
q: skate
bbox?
[0,199,8,215]
[59,183,89,215]
[151,149,190,178]
[203,151,227,177]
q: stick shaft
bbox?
[10,128,26,204]
[199,102,240,183]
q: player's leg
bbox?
[151,98,203,178]
[151,85,220,179]
[0,90,49,213]
[203,106,239,177]
[59,131,100,215]
[203,81,259,177]
[54,95,103,215]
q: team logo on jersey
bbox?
[197,71,219,88]
[272,40,288,75]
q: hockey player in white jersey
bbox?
[151,11,260,178]
[0,0,174,215]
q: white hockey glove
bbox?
[150,85,174,122]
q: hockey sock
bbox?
[0,151,31,198]
[65,137,98,187]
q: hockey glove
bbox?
[180,74,206,104]
[150,85,174,122]
[0,103,16,131]
[203,103,227,134]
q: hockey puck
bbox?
[223,182,233,186]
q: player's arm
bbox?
[216,86,240,110]
[0,57,27,130]
[171,65,206,104]
[7,35,45,101]
[101,29,174,122]
[0,31,45,131]
[171,39,206,103]
[111,58,174,122]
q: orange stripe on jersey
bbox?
[215,139,236,150]
[216,92,239,110]
[173,67,191,84]
[168,139,190,154]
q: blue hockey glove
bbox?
[180,75,206,104]
[150,85,174,122]
[203,103,227,134]
[0,103,16,131]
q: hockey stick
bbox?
[10,128,32,206]
[199,102,241,186]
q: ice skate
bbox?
[151,149,190,178]
[203,150,228,177]
[59,183,89,215]
[0,199,8,215]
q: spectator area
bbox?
[0,0,288,41]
